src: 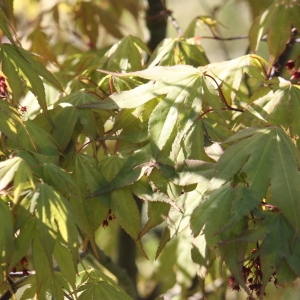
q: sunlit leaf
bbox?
[78,280,133,300]
[243,80,300,136]
[203,54,269,105]
[0,156,34,203]
[1,44,62,125]
[167,188,203,239]
[96,35,150,72]
[33,184,78,265]
[148,37,209,67]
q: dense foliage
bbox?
[0,0,300,299]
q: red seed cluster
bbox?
[285,58,300,84]
[228,248,277,299]
[11,256,30,276]
[102,209,116,228]
[0,76,9,99]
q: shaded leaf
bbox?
[9,217,36,272]
[156,160,214,186]
[191,184,233,239]
[132,178,180,212]
[111,187,141,240]
[53,238,77,288]
[16,120,59,158]
[0,199,14,270]
[51,105,79,152]
[249,0,300,63]
[138,201,169,238]
[89,145,151,197]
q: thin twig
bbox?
[159,0,183,36]
[198,107,230,119]
[200,35,248,41]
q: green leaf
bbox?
[1,44,56,125]
[56,90,103,106]
[148,167,181,200]
[9,217,36,272]
[0,199,14,270]
[27,26,57,63]
[138,200,169,238]
[1,49,25,101]
[51,105,79,151]
[249,0,300,64]
[203,54,269,105]
[276,260,297,286]
[207,127,274,196]
[206,126,300,231]
[156,160,214,186]
[190,184,233,240]
[78,281,133,300]
[258,214,295,294]
[89,145,151,197]
[16,120,59,158]
[33,184,78,265]
[79,65,201,111]
[184,16,218,38]
[269,129,300,231]
[78,80,169,110]
[68,154,108,252]
[0,156,34,203]
[218,186,261,234]
[176,119,212,161]
[111,187,141,240]
[32,234,53,297]
[0,9,17,46]
[147,37,209,67]
[42,163,75,195]
[53,238,77,288]
[167,188,204,239]
[219,238,250,295]
[132,178,181,212]
[97,35,150,72]
[149,72,203,158]
[243,81,300,137]
[0,101,21,141]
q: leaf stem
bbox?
[204,73,244,112]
